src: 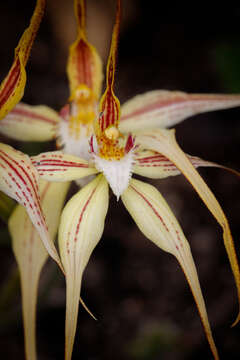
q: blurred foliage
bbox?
[215,42,240,93]
[127,322,180,360]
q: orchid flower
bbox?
[20,1,240,360]
[1,1,240,360]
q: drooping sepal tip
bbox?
[231,309,240,327]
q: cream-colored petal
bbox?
[122,178,219,360]
[133,150,228,179]
[31,151,98,182]
[9,180,69,360]
[119,90,240,133]
[136,129,240,325]
[0,143,63,270]
[58,175,108,360]
[0,103,60,141]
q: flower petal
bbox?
[67,0,103,99]
[133,150,230,179]
[122,178,219,360]
[0,143,63,270]
[136,129,240,325]
[96,0,121,135]
[9,180,69,360]
[58,175,108,360]
[0,103,60,141]
[0,0,45,120]
[119,90,240,133]
[32,151,98,182]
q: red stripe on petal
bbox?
[10,104,58,125]
[74,187,96,241]
[0,59,21,108]
[130,184,169,233]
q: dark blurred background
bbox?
[0,1,240,359]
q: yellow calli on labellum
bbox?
[1,1,240,360]
[29,1,240,359]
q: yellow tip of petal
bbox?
[231,312,240,327]
[80,296,97,321]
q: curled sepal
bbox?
[58,175,108,360]
[31,151,98,182]
[133,150,228,179]
[0,0,46,120]
[136,129,240,325]
[0,143,63,271]
[0,103,60,141]
[9,180,70,360]
[67,0,103,99]
[96,0,121,135]
[119,90,240,133]
[122,178,219,360]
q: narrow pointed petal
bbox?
[96,0,121,135]
[58,175,108,360]
[133,150,232,179]
[32,151,98,181]
[119,90,240,133]
[67,0,103,99]
[0,103,60,141]
[9,180,69,360]
[0,143,63,270]
[136,129,240,324]
[0,0,45,120]
[122,178,219,360]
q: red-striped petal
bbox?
[96,0,121,135]
[119,90,240,133]
[133,150,228,179]
[31,151,98,182]
[0,143,63,271]
[0,102,60,141]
